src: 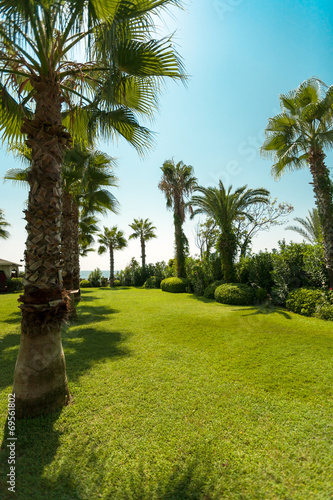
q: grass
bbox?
[0,287,333,499]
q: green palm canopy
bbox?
[0,208,11,239]
[286,208,322,244]
[129,217,157,269]
[0,0,185,418]
[191,181,270,282]
[158,159,197,278]
[261,77,333,286]
[97,226,127,287]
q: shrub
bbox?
[101,277,109,287]
[160,277,189,293]
[237,251,274,292]
[286,288,323,317]
[185,257,213,296]
[5,277,23,292]
[271,240,317,305]
[315,302,333,321]
[113,279,121,287]
[255,287,268,303]
[142,276,161,289]
[214,283,254,306]
[303,243,329,288]
[203,280,224,299]
[80,279,91,288]
[88,268,103,287]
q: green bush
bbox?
[203,280,224,299]
[286,288,323,317]
[80,279,91,288]
[101,277,109,286]
[214,283,254,306]
[237,251,274,292]
[113,279,121,287]
[142,276,161,289]
[5,277,23,292]
[315,302,333,321]
[160,277,189,293]
[88,268,103,287]
[255,287,268,304]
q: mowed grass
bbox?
[0,287,333,499]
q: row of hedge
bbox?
[159,277,333,321]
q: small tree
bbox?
[97,227,127,287]
[128,218,157,272]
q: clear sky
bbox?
[1,0,333,271]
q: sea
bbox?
[80,270,119,279]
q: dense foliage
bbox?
[214,283,254,306]
[286,288,325,317]
[160,277,190,293]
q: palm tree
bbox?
[0,209,10,239]
[129,218,157,271]
[261,77,333,287]
[158,159,197,277]
[191,182,270,282]
[286,208,322,244]
[97,227,127,287]
[0,0,185,418]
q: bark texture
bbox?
[13,76,71,418]
[309,149,333,287]
[109,246,115,287]
[174,212,186,278]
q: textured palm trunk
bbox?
[174,212,186,278]
[109,246,115,287]
[13,76,71,418]
[141,237,146,270]
[309,149,333,287]
[61,192,77,318]
[219,231,237,283]
[72,202,81,303]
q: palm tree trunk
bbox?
[110,246,115,287]
[174,213,186,278]
[219,231,237,282]
[72,202,81,305]
[62,191,77,319]
[309,149,333,287]
[13,76,71,418]
[141,237,146,270]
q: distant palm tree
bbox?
[286,208,322,244]
[97,227,127,287]
[191,181,270,282]
[261,77,333,286]
[158,160,197,277]
[0,209,10,239]
[129,218,157,270]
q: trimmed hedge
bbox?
[203,281,224,299]
[160,277,189,293]
[80,279,91,288]
[286,288,323,317]
[113,279,121,287]
[143,276,162,289]
[214,283,254,306]
[5,277,23,292]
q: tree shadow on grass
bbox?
[187,294,214,304]
[0,410,83,500]
[237,305,292,319]
[0,310,21,325]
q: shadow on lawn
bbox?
[0,410,83,500]
[238,305,292,319]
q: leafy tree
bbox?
[261,77,333,287]
[234,198,294,258]
[0,208,10,239]
[129,218,157,271]
[286,208,322,244]
[158,159,197,277]
[0,0,185,418]
[191,181,270,282]
[97,226,127,287]
[194,218,219,260]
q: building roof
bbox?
[0,259,22,267]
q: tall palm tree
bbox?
[191,182,270,282]
[129,218,157,270]
[97,226,127,287]
[261,77,333,287]
[0,208,10,239]
[0,0,185,418]
[158,159,197,277]
[286,208,322,244]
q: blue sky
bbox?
[1,0,333,271]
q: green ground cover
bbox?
[0,288,332,499]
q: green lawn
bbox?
[0,288,333,499]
